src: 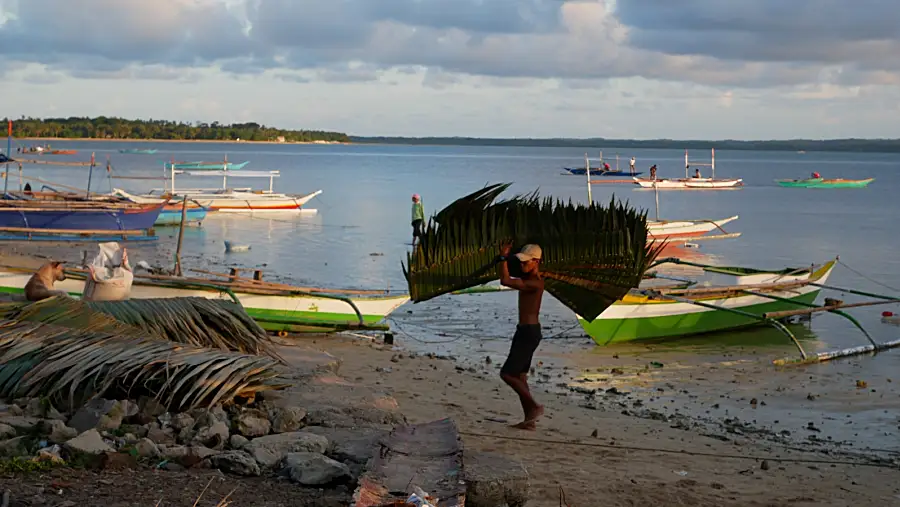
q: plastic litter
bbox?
[83,242,133,301]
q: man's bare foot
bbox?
[511,420,536,431]
[525,404,545,423]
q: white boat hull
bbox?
[634,177,743,189]
[648,216,739,238]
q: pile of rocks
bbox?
[0,394,395,488]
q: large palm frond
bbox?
[403,183,664,321]
[0,319,287,411]
[0,296,281,360]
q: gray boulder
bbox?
[283,452,351,485]
[208,451,260,476]
[246,432,328,468]
[64,429,115,455]
[271,407,307,433]
[236,410,270,437]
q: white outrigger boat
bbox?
[119,164,322,213]
[633,149,742,190]
[0,265,409,334]
[648,215,739,240]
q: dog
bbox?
[24,261,69,301]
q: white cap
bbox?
[515,244,542,262]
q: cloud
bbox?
[1,0,899,92]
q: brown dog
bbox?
[24,261,69,301]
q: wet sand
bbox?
[310,334,900,507]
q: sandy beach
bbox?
[1,247,899,505]
[304,335,899,507]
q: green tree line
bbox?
[5,116,350,143]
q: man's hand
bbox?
[500,243,512,258]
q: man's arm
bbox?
[498,257,542,292]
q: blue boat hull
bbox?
[0,205,163,231]
[564,168,643,176]
[155,207,208,225]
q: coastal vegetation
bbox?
[352,136,900,153]
[4,116,350,143]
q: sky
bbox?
[1,0,899,139]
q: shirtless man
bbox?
[498,243,545,430]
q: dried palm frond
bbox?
[403,183,664,321]
[0,296,281,360]
[0,319,287,410]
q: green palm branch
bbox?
[0,319,287,411]
[403,183,664,321]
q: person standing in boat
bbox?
[411,194,425,245]
[497,243,545,430]
[603,162,611,172]
[630,156,636,175]
[812,171,821,179]
[694,168,701,178]
[649,165,657,180]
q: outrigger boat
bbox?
[776,177,874,189]
[578,257,900,364]
[165,160,249,171]
[566,152,642,177]
[119,165,322,213]
[633,149,742,189]
[119,148,158,155]
[0,265,409,333]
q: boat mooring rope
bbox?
[837,259,900,294]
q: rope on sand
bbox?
[457,431,898,470]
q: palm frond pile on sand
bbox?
[0,296,280,359]
[403,183,663,321]
[0,319,287,410]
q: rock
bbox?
[147,424,176,445]
[230,434,250,450]
[271,407,307,433]
[100,451,138,470]
[208,451,261,476]
[246,432,329,468]
[162,445,189,460]
[171,413,195,431]
[760,460,770,471]
[119,423,149,439]
[162,462,186,472]
[25,399,65,420]
[190,407,225,429]
[0,436,31,457]
[131,397,166,424]
[192,421,229,449]
[283,452,351,486]
[464,451,530,507]
[164,445,219,468]
[303,427,385,465]
[0,423,14,439]
[64,429,115,454]
[134,438,160,458]
[0,416,41,433]
[236,410,271,437]
[42,420,78,443]
[68,399,128,433]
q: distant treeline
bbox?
[5,117,350,143]
[351,136,900,153]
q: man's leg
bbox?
[501,372,543,428]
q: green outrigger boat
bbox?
[578,258,838,345]
[776,177,874,188]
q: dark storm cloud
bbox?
[617,0,900,68]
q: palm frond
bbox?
[403,184,664,321]
[0,319,287,411]
[0,296,281,360]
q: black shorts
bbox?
[501,324,542,375]
[412,219,424,238]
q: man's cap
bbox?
[515,244,542,262]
